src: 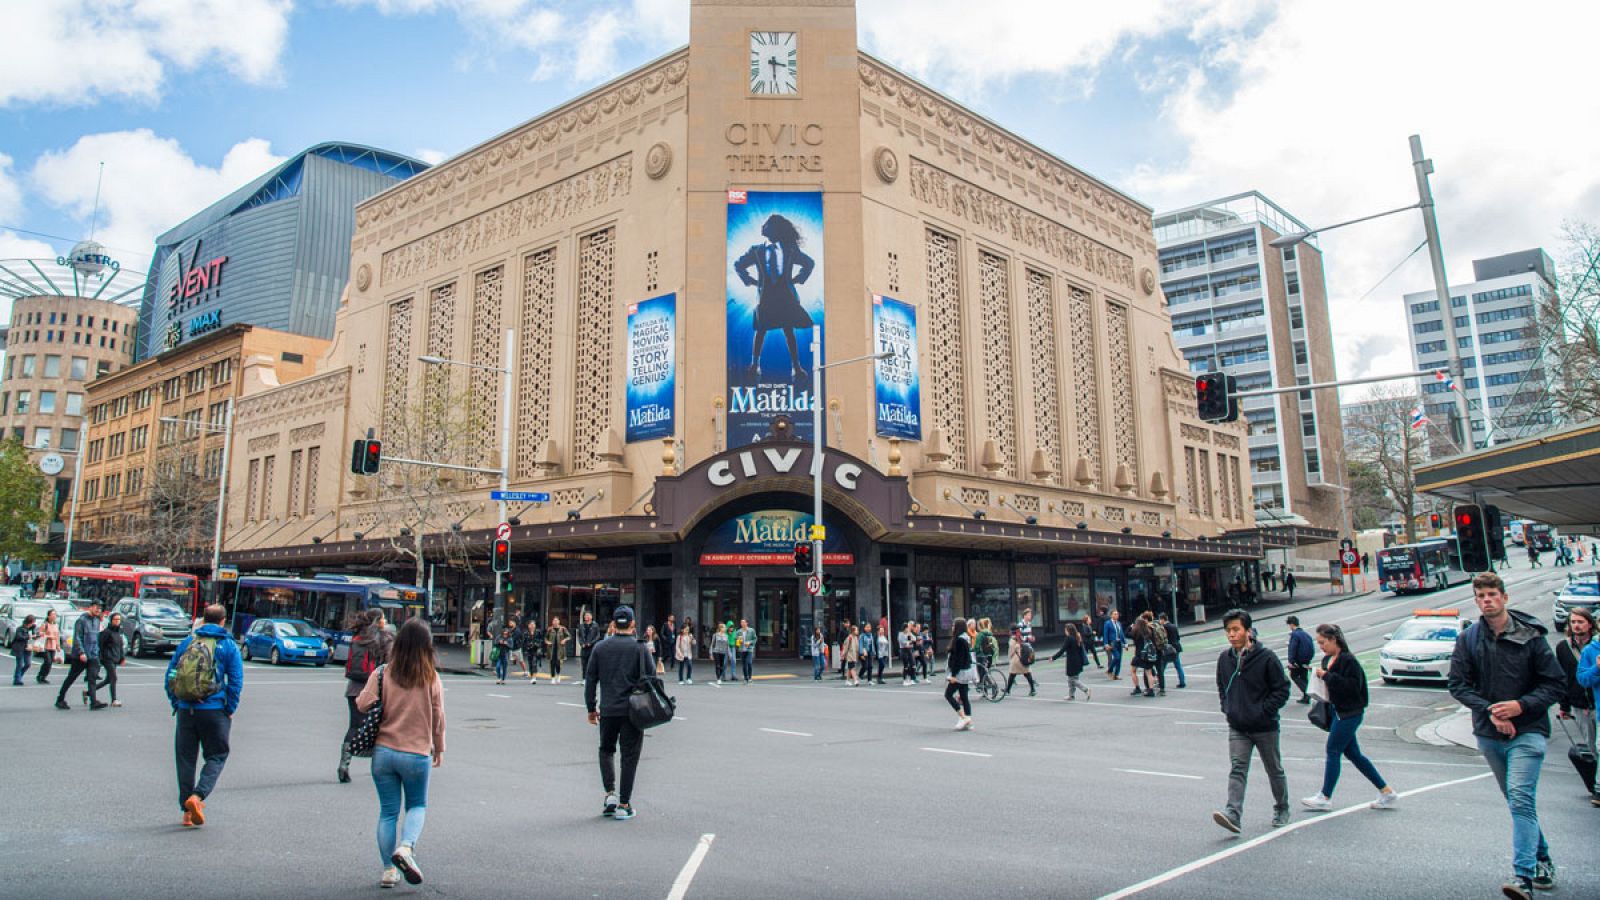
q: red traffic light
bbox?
[492,538,511,573]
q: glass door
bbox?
[755,578,798,656]
[698,580,741,658]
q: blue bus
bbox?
[233,574,426,660]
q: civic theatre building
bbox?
[220,0,1262,654]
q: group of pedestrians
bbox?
[11,599,128,708]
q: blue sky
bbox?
[4,0,1598,387]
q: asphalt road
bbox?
[2,558,1594,899]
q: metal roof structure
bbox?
[1415,418,1600,535]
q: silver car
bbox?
[110,596,194,657]
[1553,571,1598,632]
[0,599,65,647]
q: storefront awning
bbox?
[1415,419,1600,534]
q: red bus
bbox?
[60,565,203,618]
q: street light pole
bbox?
[61,446,84,570]
[496,329,514,607]
[209,397,234,581]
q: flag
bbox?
[1410,406,1429,430]
[1434,370,1456,392]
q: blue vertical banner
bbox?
[726,190,824,447]
[872,293,921,440]
[625,293,676,442]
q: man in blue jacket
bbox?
[1101,611,1125,680]
[164,604,244,828]
[1286,616,1315,704]
[55,598,106,710]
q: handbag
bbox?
[1307,698,1333,731]
[955,665,979,685]
[627,675,676,730]
[347,666,386,758]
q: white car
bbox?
[1378,611,1462,684]
[1552,571,1598,633]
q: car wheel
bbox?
[242,641,252,661]
[270,647,281,665]
[130,635,143,658]
[316,659,327,668]
[1382,676,1397,684]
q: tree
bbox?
[1343,385,1452,545]
[1526,221,1600,429]
[1344,458,1391,531]
[0,439,52,563]
[138,445,216,568]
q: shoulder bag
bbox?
[347,666,386,758]
[1307,698,1333,731]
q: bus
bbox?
[60,565,202,618]
[1375,539,1471,594]
[1509,519,1527,547]
[233,574,426,660]
[1525,523,1556,551]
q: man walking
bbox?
[1101,610,1125,680]
[1018,608,1036,646]
[1448,572,1565,899]
[1286,616,1315,704]
[55,599,105,710]
[735,618,757,683]
[1283,570,1296,600]
[165,604,244,827]
[585,606,655,821]
[575,610,601,686]
[1158,612,1186,689]
[860,622,877,686]
[1212,608,1291,834]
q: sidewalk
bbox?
[1179,582,1377,639]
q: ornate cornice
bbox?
[235,368,351,434]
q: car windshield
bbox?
[1392,620,1457,642]
[14,602,54,619]
[141,601,187,618]
[274,621,319,638]
[1562,580,1599,597]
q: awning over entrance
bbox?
[1415,420,1600,534]
[1222,524,1338,550]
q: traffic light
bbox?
[1453,503,1490,572]
[350,438,382,474]
[1195,373,1239,423]
[821,572,834,595]
[492,538,511,573]
[1484,504,1506,561]
[792,541,813,574]
[1429,513,1441,531]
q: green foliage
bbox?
[1345,459,1391,531]
[0,439,52,562]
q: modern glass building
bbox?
[137,144,428,360]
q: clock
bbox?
[749,31,798,95]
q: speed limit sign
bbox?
[1341,550,1358,567]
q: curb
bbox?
[1180,590,1376,638]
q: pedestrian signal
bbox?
[492,538,511,573]
[792,541,814,574]
[350,438,382,474]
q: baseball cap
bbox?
[612,606,635,626]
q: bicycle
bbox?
[975,657,1005,703]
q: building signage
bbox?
[726,190,824,447]
[705,445,862,492]
[167,238,228,312]
[872,294,921,440]
[699,508,852,566]
[625,293,676,442]
[188,309,223,337]
[724,122,824,174]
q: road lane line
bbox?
[1281,756,1486,769]
[556,701,585,708]
[1097,771,1493,900]
[1113,768,1203,780]
[920,747,992,758]
[665,833,716,900]
[759,727,813,737]
[487,693,511,698]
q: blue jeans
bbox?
[677,658,692,681]
[1476,732,1550,879]
[812,652,825,680]
[1321,710,1386,797]
[739,651,754,682]
[372,745,431,866]
[12,649,30,684]
[1165,653,1186,686]
[493,649,508,681]
[1106,645,1123,677]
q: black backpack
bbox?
[1019,641,1036,666]
[627,644,676,729]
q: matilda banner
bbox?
[625,293,676,442]
[872,293,921,439]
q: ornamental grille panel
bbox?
[960,486,990,507]
[1068,286,1100,483]
[1025,269,1061,483]
[1184,446,1199,515]
[1231,455,1245,521]
[287,449,304,518]
[979,251,1017,478]
[245,458,260,524]
[1015,562,1049,585]
[1060,499,1085,518]
[1198,449,1213,518]
[304,446,320,516]
[1216,452,1231,520]
[260,455,276,522]
[925,229,967,469]
[970,558,1009,586]
[517,249,557,478]
[383,297,414,440]
[916,553,963,582]
[1105,301,1138,491]
[424,282,458,458]
[1011,493,1039,512]
[572,228,616,472]
[470,267,505,483]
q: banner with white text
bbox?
[625,293,676,442]
[872,293,921,440]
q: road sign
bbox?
[1340,549,1359,575]
[809,524,826,541]
[806,574,822,595]
[37,453,65,476]
[496,522,512,540]
[216,566,239,582]
[491,490,550,503]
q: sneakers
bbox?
[1212,810,1241,834]
[90,701,108,710]
[380,867,400,889]
[613,804,636,821]
[1144,689,1155,698]
[54,699,70,710]
[1157,689,1166,696]
[1370,790,1399,810]
[954,715,973,731]
[181,810,195,828]
[110,700,122,707]
[1301,793,1332,811]
[685,679,693,685]
[602,791,619,817]
[1131,687,1143,696]
[1083,687,1091,700]
[1533,859,1556,891]
[1503,875,1533,900]
[184,794,206,827]
[391,845,423,885]
[1271,808,1292,828]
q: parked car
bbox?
[0,599,68,647]
[1378,609,1462,684]
[110,596,194,657]
[240,618,332,666]
[1552,570,1599,633]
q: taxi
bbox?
[1377,609,1461,684]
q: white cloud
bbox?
[0,154,24,223]
[413,148,450,165]
[1,0,292,107]
[28,130,284,264]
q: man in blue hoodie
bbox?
[164,604,244,828]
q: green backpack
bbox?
[170,636,220,703]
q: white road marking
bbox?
[759,727,813,737]
[1281,756,1486,769]
[665,833,716,900]
[1113,768,1204,780]
[556,701,585,708]
[1096,771,1493,900]
[487,693,511,698]
[920,747,993,758]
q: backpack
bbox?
[1019,641,1036,666]
[346,641,377,680]
[627,645,676,730]
[169,636,220,703]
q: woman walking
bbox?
[545,616,570,684]
[524,620,543,683]
[1080,615,1103,669]
[1302,624,1397,812]
[96,612,126,707]
[11,613,37,685]
[945,618,975,731]
[643,625,663,675]
[1004,626,1038,697]
[675,619,697,685]
[843,625,861,686]
[899,622,919,685]
[711,623,730,685]
[341,611,392,783]
[1555,606,1597,806]
[492,620,514,684]
[1050,625,1090,700]
[1128,616,1157,698]
[809,626,827,680]
[356,618,445,889]
[34,608,60,684]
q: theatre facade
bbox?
[216,0,1262,653]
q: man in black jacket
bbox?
[1447,572,1566,899]
[1212,608,1290,834]
[1158,612,1186,689]
[575,611,601,686]
[585,606,653,821]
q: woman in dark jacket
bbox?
[1554,606,1596,772]
[1302,623,1397,811]
[1050,626,1091,701]
[340,610,393,783]
[944,618,975,731]
[10,614,37,685]
[96,612,126,707]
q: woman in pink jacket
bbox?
[34,608,62,684]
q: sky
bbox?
[4,0,1599,396]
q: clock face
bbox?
[749,31,798,95]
